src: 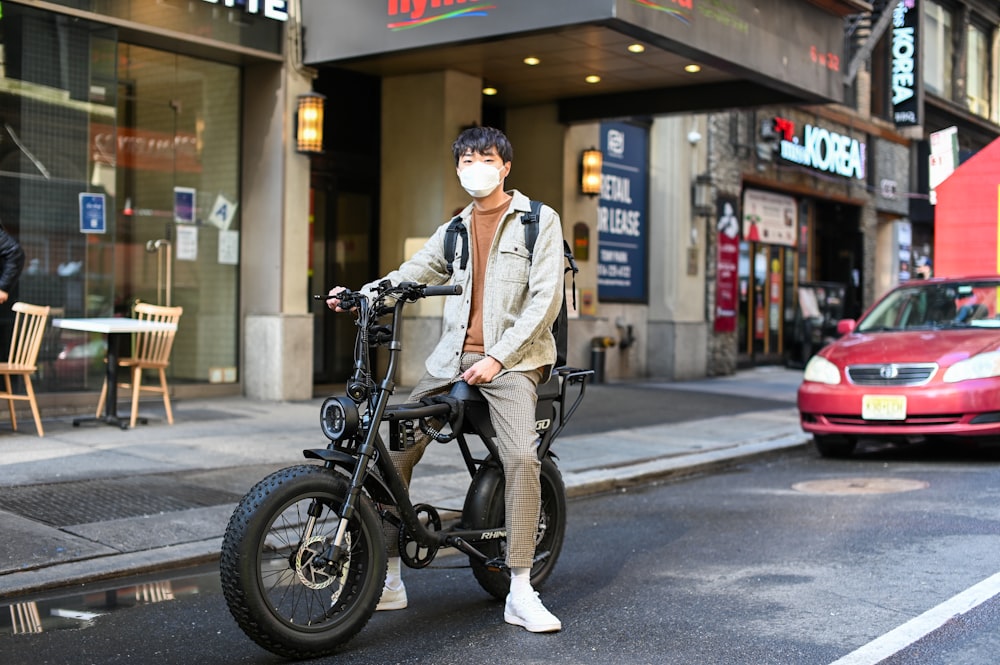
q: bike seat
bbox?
[449,380,485,403]
[536,375,560,401]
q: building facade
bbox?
[3,0,998,414]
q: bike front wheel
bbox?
[464,455,567,600]
[220,464,386,659]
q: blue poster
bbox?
[598,122,648,302]
[79,193,106,234]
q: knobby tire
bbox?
[466,455,567,600]
[219,464,386,659]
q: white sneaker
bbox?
[504,591,561,633]
[376,581,407,611]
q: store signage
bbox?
[891,0,919,127]
[742,189,796,247]
[200,0,289,22]
[598,121,648,303]
[773,117,866,181]
[387,0,491,28]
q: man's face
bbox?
[456,147,510,180]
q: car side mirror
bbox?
[836,319,856,335]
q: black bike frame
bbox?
[312,288,590,567]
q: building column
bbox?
[240,61,315,401]
[381,70,482,385]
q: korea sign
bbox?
[891,0,920,127]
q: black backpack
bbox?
[443,200,578,367]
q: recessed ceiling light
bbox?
[684,64,702,73]
[627,44,645,53]
[482,87,498,96]
[585,75,601,84]
[523,56,541,66]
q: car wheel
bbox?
[814,435,856,458]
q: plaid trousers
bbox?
[383,352,543,569]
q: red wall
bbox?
[934,139,1000,277]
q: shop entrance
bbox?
[310,181,377,385]
[310,68,381,388]
[738,242,795,365]
[813,201,863,319]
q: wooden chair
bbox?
[0,302,51,437]
[96,303,183,428]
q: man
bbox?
[328,126,565,633]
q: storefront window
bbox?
[965,23,990,118]
[0,4,241,392]
[922,1,953,97]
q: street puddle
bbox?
[1,564,220,636]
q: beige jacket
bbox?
[368,190,564,380]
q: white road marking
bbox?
[830,571,1000,665]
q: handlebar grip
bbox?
[423,285,463,297]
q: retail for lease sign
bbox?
[597,121,648,303]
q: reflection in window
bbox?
[966,23,990,119]
[922,1,953,97]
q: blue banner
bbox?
[598,121,647,302]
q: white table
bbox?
[52,317,178,429]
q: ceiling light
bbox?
[684,64,702,73]
[482,87,498,96]
[627,44,645,53]
[523,56,541,66]
[585,75,601,84]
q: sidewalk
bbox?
[0,367,808,598]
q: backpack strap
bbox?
[523,200,579,311]
[521,200,543,258]
[443,214,468,275]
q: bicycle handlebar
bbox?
[422,284,463,297]
[313,283,462,308]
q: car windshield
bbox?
[856,280,1000,332]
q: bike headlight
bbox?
[943,351,1000,383]
[803,355,841,385]
[320,396,359,441]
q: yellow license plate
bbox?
[862,395,907,421]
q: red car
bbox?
[798,276,1000,457]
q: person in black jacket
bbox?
[0,221,25,305]
[0,221,26,360]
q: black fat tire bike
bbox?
[220,281,590,659]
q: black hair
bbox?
[451,126,513,165]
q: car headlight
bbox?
[803,355,841,385]
[943,351,1000,383]
[320,396,360,441]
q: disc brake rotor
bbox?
[295,535,340,590]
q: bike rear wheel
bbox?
[220,464,386,659]
[464,455,567,600]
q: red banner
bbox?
[715,197,740,333]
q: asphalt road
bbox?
[3,442,1000,664]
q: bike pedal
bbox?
[484,557,508,573]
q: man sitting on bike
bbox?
[328,126,565,633]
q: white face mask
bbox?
[458,161,503,198]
